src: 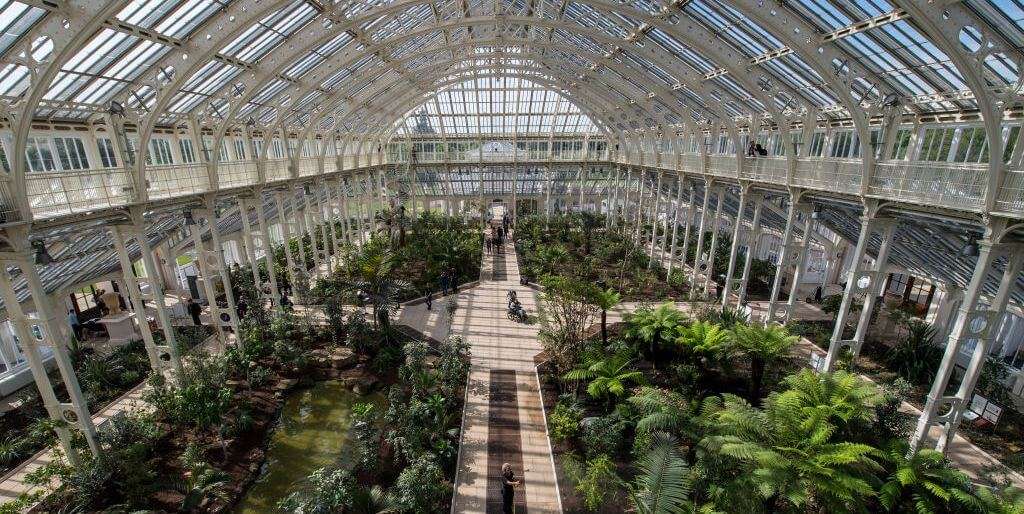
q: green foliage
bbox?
[625,303,687,361]
[701,392,880,512]
[28,412,164,512]
[675,321,731,361]
[279,467,356,514]
[878,441,979,514]
[564,353,645,404]
[729,324,798,402]
[582,414,628,459]
[144,352,232,432]
[393,454,450,513]
[563,453,622,511]
[628,432,693,514]
[884,320,942,385]
[549,400,584,443]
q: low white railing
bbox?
[679,153,704,174]
[323,157,337,175]
[26,167,132,218]
[265,159,291,182]
[297,157,319,177]
[996,168,1024,215]
[707,154,738,178]
[217,161,258,190]
[148,163,210,200]
[741,157,788,185]
[793,158,862,192]
[870,161,986,212]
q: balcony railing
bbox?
[996,169,1024,215]
[297,157,319,177]
[265,159,291,183]
[14,151,1024,223]
[741,157,788,185]
[26,168,131,218]
[870,161,986,212]
[793,158,862,192]
[217,161,258,190]
[147,163,209,200]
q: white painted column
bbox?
[765,198,799,324]
[911,238,1024,453]
[722,187,749,306]
[703,188,725,294]
[254,193,281,309]
[0,267,84,464]
[689,181,713,293]
[647,171,663,269]
[736,196,764,306]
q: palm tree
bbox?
[628,432,695,514]
[564,353,645,408]
[342,247,410,334]
[730,324,798,403]
[675,321,731,362]
[626,303,687,364]
[878,441,979,514]
[700,393,880,513]
[593,287,622,346]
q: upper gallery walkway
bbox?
[14,148,1024,226]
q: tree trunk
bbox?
[601,310,608,346]
[749,357,765,405]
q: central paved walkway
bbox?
[397,242,561,513]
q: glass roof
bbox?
[395,76,599,137]
[1,0,1021,130]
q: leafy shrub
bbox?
[549,401,583,443]
[582,414,627,459]
[393,454,450,513]
[279,467,355,513]
[884,320,942,385]
[563,453,621,512]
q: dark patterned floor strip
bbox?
[487,369,527,514]
[492,250,508,281]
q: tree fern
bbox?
[630,432,693,514]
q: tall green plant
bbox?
[729,324,798,403]
[564,353,645,407]
[593,287,622,346]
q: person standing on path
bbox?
[186,297,203,326]
[425,290,433,311]
[501,463,521,514]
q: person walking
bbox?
[186,297,203,326]
[501,463,521,514]
[68,309,82,341]
[486,237,493,254]
[425,290,433,311]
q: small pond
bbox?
[233,380,382,513]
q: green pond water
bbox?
[233,381,381,513]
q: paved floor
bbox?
[396,241,562,514]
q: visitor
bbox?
[280,293,293,310]
[236,298,248,321]
[747,140,757,157]
[425,290,433,311]
[440,271,450,296]
[68,309,81,341]
[186,297,203,326]
[501,463,521,514]
[486,237,493,254]
[450,268,459,293]
[756,143,767,156]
